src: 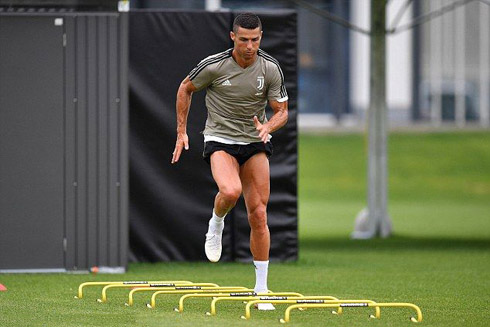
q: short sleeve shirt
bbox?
[188,48,288,143]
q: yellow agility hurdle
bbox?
[76,280,193,299]
[176,291,275,312]
[206,293,334,316]
[148,286,249,309]
[279,302,423,324]
[242,298,380,320]
[127,286,250,306]
[98,282,219,303]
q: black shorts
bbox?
[203,141,273,166]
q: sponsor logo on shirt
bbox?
[221,79,232,86]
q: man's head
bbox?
[231,13,262,61]
[232,13,262,33]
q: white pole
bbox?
[352,0,391,239]
[430,0,442,126]
[205,0,221,11]
[455,3,466,127]
[480,2,490,127]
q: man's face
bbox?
[230,26,262,60]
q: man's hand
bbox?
[171,132,189,164]
[253,116,271,143]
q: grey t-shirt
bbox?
[189,48,288,143]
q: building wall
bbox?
[350,0,413,125]
[418,0,489,125]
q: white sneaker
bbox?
[205,232,222,262]
[257,303,276,311]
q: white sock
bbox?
[208,210,225,235]
[253,260,269,293]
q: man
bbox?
[171,13,288,310]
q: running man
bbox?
[171,13,288,310]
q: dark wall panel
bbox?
[64,15,77,270]
[63,13,128,270]
[0,16,65,269]
[75,14,88,269]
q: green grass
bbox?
[1,131,490,326]
[300,131,490,202]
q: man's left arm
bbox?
[253,100,288,143]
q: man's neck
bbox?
[232,49,257,69]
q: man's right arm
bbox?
[171,76,198,164]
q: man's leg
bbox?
[205,151,241,262]
[239,152,274,310]
[239,153,270,261]
[210,151,242,217]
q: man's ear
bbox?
[230,31,235,41]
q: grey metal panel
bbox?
[66,12,127,270]
[118,12,129,268]
[0,12,128,271]
[96,15,109,266]
[0,16,64,269]
[75,15,87,269]
[64,15,77,269]
[86,15,98,266]
[108,15,119,267]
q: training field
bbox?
[1,131,489,326]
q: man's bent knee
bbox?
[219,185,242,204]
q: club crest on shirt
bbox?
[257,76,264,91]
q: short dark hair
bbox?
[233,13,262,33]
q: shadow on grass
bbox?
[300,234,490,252]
